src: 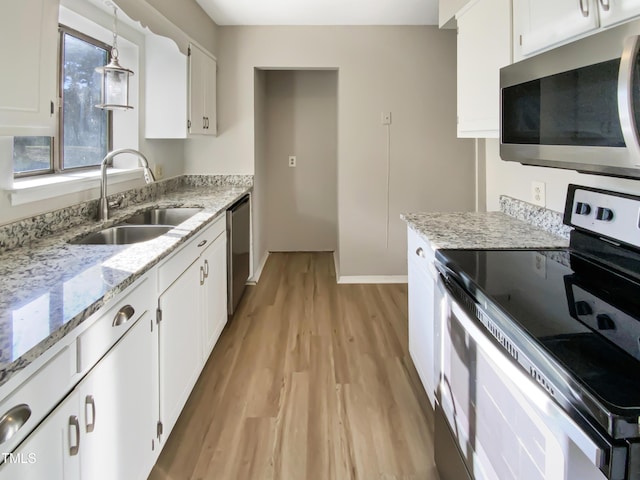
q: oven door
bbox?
[434,275,610,480]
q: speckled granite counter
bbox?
[401,211,569,250]
[0,180,251,387]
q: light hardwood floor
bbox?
[149,252,438,480]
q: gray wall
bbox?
[262,70,338,253]
[185,26,476,278]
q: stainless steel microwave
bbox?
[500,19,640,179]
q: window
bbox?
[13,26,112,177]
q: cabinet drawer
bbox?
[77,275,153,375]
[407,228,436,269]
[0,345,75,455]
[158,215,226,293]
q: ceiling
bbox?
[194,0,439,26]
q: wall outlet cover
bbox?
[288,156,296,167]
[531,181,546,207]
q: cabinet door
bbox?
[202,233,227,360]
[203,56,217,136]
[456,0,511,138]
[514,0,600,58]
[188,44,206,135]
[188,43,217,136]
[0,393,80,480]
[0,0,59,135]
[408,256,436,408]
[79,313,156,480]
[158,260,203,440]
[598,0,640,27]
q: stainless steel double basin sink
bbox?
[70,207,203,245]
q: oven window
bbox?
[502,59,624,147]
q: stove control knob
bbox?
[575,202,591,215]
[597,314,616,330]
[575,301,593,316]
[596,207,614,221]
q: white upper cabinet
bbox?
[145,33,188,139]
[456,0,512,138]
[599,0,640,27]
[188,43,217,136]
[514,0,640,61]
[0,0,59,136]
[144,37,217,138]
[514,0,599,58]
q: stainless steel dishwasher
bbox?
[226,194,250,317]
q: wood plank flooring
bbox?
[149,252,438,480]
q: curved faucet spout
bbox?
[98,148,156,221]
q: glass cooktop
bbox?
[435,246,640,415]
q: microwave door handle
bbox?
[618,35,640,166]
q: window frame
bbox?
[57,24,113,174]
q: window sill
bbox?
[10,168,144,206]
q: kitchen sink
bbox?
[70,225,174,245]
[122,207,203,226]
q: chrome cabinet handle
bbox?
[85,395,96,433]
[415,247,425,258]
[0,404,31,444]
[618,35,640,166]
[579,0,590,16]
[600,0,610,11]
[200,266,205,286]
[112,305,135,327]
[203,259,209,278]
[197,239,207,248]
[69,416,80,456]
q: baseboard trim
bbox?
[337,275,408,284]
[248,251,270,284]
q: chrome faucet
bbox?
[98,148,156,221]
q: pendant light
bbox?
[95,5,134,110]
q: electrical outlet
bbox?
[154,164,164,179]
[288,156,296,167]
[382,112,392,125]
[531,181,546,207]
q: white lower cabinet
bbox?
[0,394,79,479]
[157,216,227,444]
[407,228,437,408]
[78,311,157,480]
[0,312,155,480]
[202,230,228,358]
[158,259,203,439]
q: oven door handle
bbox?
[447,297,608,472]
[618,34,640,167]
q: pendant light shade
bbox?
[95,6,134,110]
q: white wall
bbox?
[262,70,338,252]
[485,139,640,213]
[253,69,268,277]
[185,26,476,277]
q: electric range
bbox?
[434,184,640,480]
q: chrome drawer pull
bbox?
[113,305,135,327]
[197,240,207,247]
[85,395,96,433]
[416,247,425,258]
[69,416,80,456]
[0,404,31,444]
[600,0,610,11]
[203,259,209,278]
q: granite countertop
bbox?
[401,211,569,250]
[0,184,251,388]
